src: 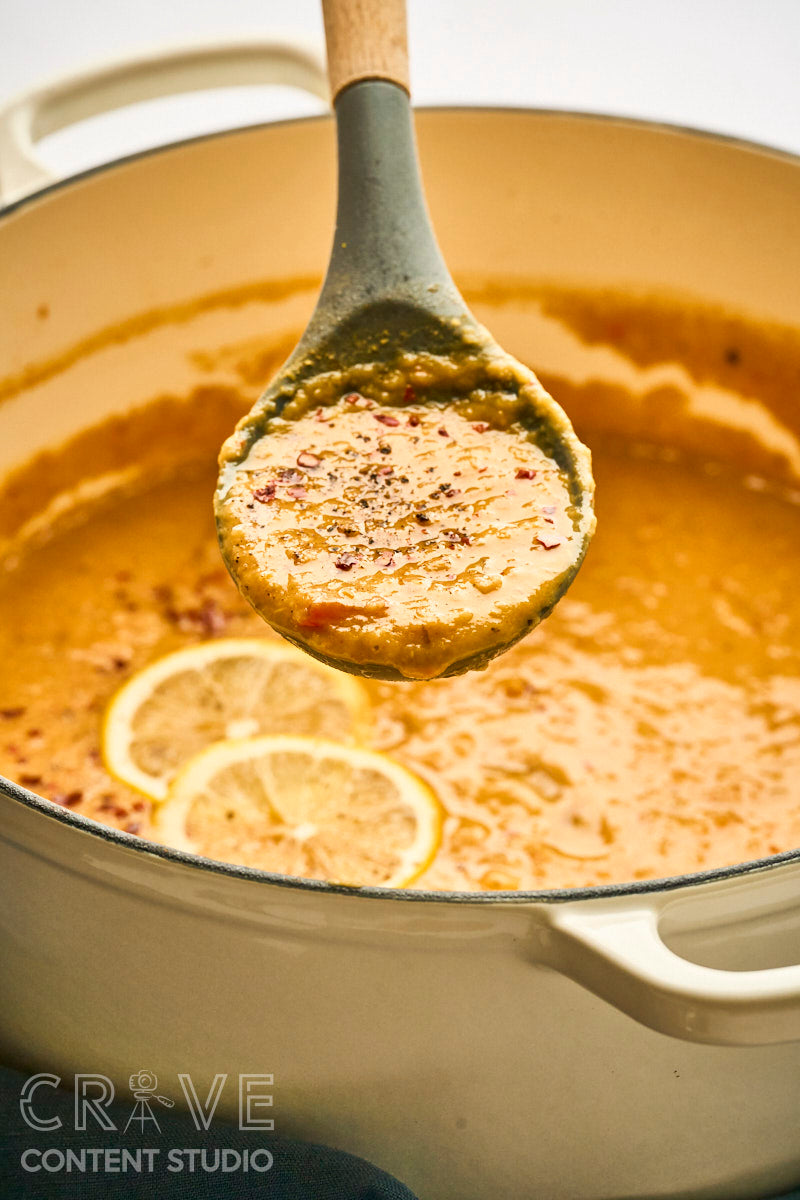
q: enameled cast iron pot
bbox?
[1,40,800,1200]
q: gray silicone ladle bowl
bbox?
[215,0,595,680]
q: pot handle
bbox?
[539,865,800,1045]
[0,38,329,208]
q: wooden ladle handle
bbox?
[322,0,410,102]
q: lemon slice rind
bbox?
[102,638,369,801]
[153,734,442,889]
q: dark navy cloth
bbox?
[0,1066,418,1199]
[3,1065,800,1198]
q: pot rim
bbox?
[3,103,800,906]
[4,772,800,905]
[3,102,800,223]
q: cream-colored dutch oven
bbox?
[1,39,800,1200]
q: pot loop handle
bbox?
[0,38,329,209]
[538,859,800,1046]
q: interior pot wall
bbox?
[2,110,800,446]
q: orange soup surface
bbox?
[1,292,799,891]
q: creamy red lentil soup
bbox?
[1,288,799,892]
[215,350,595,681]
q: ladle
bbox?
[215,0,595,681]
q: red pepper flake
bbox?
[48,790,83,807]
[515,468,537,480]
[536,534,563,550]
[453,470,462,477]
[345,393,362,404]
[253,483,276,503]
[0,707,24,720]
[200,600,228,636]
[438,427,449,437]
[443,529,470,545]
[407,414,420,427]
[314,407,327,421]
[444,488,460,498]
[472,422,490,433]
[165,599,226,638]
[297,451,321,468]
[335,553,359,571]
[378,465,394,476]
[171,599,228,637]
[403,384,417,403]
[375,551,395,568]
[286,486,307,500]
[374,413,400,427]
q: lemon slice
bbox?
[103,639,369,800]
[153,735,442,888]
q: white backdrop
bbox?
[1,0,799,184]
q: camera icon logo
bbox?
[125,1070,174,1132]
[128,1071,159,1098]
